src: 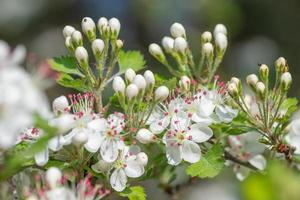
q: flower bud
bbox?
[230,77,242,94]
[137,152,148,166]
[161,36,174,52]
[136,129,156,144]
[214,24,227,37]
[46,167,62,189]
[259,64,269,82]
[109,18,121,38]
[170,22,186,38]
[81,17,96,41]
[65,37,74,52]
[179,75,191,91]
[75,46,89,65]
[174,37,187,53]
[155,86,169,101]
[125,68,136,83]
[126,84,139,99]
[71,31,83,47]
[201,31,212,43]
[246,74,259,89]
[133,74,147,90]
[97,17,108,34]
[149,43,165,61]
[72,131,88,147]
[53,95,69,114]
[144,70,155,86]
[113,76,126,94]
[115,39,123,49]
[92,39,105,59]
[275,57,288,73]
[215,33,227,51]
[227,83,238,97]
[256,82,266,99]
[63,25,76,38]
[280,72,292,91]
[202,42,214,56]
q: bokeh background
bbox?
[1,0,300,199]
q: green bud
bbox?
[259,64,269,82]
[280,72,292,92]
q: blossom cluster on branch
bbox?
[0,16,299,200]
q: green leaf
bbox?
[57,73,89,92]
[118,50,146,73]
[48,56,84,77]
[280,97,298,116]
[186,144,224,178]
[155,74,177,90]
[119,186,146,200]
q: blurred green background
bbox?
[1,1,300,199]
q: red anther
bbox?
[132,140,137,145]
[191,79,197,85]
[188,113,192,118]
[130,127,137,133]
[175,109,178,113]
[158,122,163,126]
[123,164,127,168]
[214,75,220,80]
[188,135,193,140]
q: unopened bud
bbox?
[230,77,242,94]
[259,64,269,82]
[133,74,147,90]
[280,72,292,91]
[75,46,89,65]
[92,39,105,60]
[125,68,136,83]
[227,83,238,97]
[275,57,288,73]
[174,37,187,53]
[144,70,155,86]
[256,82,266,99]
[170,22,186,38]
[113,76,126,94]
[154,86,169,101]
[202,42,214,56]
[72,131,88,147]
[136,129,156,144]
[97,17,108,34]
[215,33,228,52]
[81,17,96,41]
[65,36,74,52]
[46,167,62,189]
[149,43,165,61]
[71,31,83,47]
[246,74,259,89]
[201,31,212,43]
[137,152,148,166]
[109,18,121,38]
[126,84,139,99]
[179,76,191,91]
[53,96,69,114]
[115,39,123,49]
[214,24,227,37]
[162,36,174,52]
[63,25,76,38]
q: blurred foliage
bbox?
[241,161,300,200]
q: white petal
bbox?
[35,148,49,166]
[124,160,144,178]
[63,129,77,145]
[182,140,201,163]
[197,98,215,117]
[234,165,250,181]
[110,169,127,192]
[249,155,266,170]
[191,113,212,125]
[10,45,26,64]
[87,118,108,131]
[171,116,190,132]
[187,124,213,143]
[291,119,300,135]
[48,136,63,151]
[150,116,170,134]
[166,143,182,165]
[84,132,103,153]
[100,139,118,162]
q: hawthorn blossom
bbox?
[226,132,267,181]
[85,112,126,162]
[108,146,146,191]
[0,40,50,149]
[164,116,213,165]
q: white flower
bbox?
[109,146,146,191]
[164,116,213,165]
[154,86,169,101]
[52,95,69,115]
[84,112,125,162]
[136,128,156,144]
[46,167,62,189]
[226,132,266,181]
[286,117,300,154]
